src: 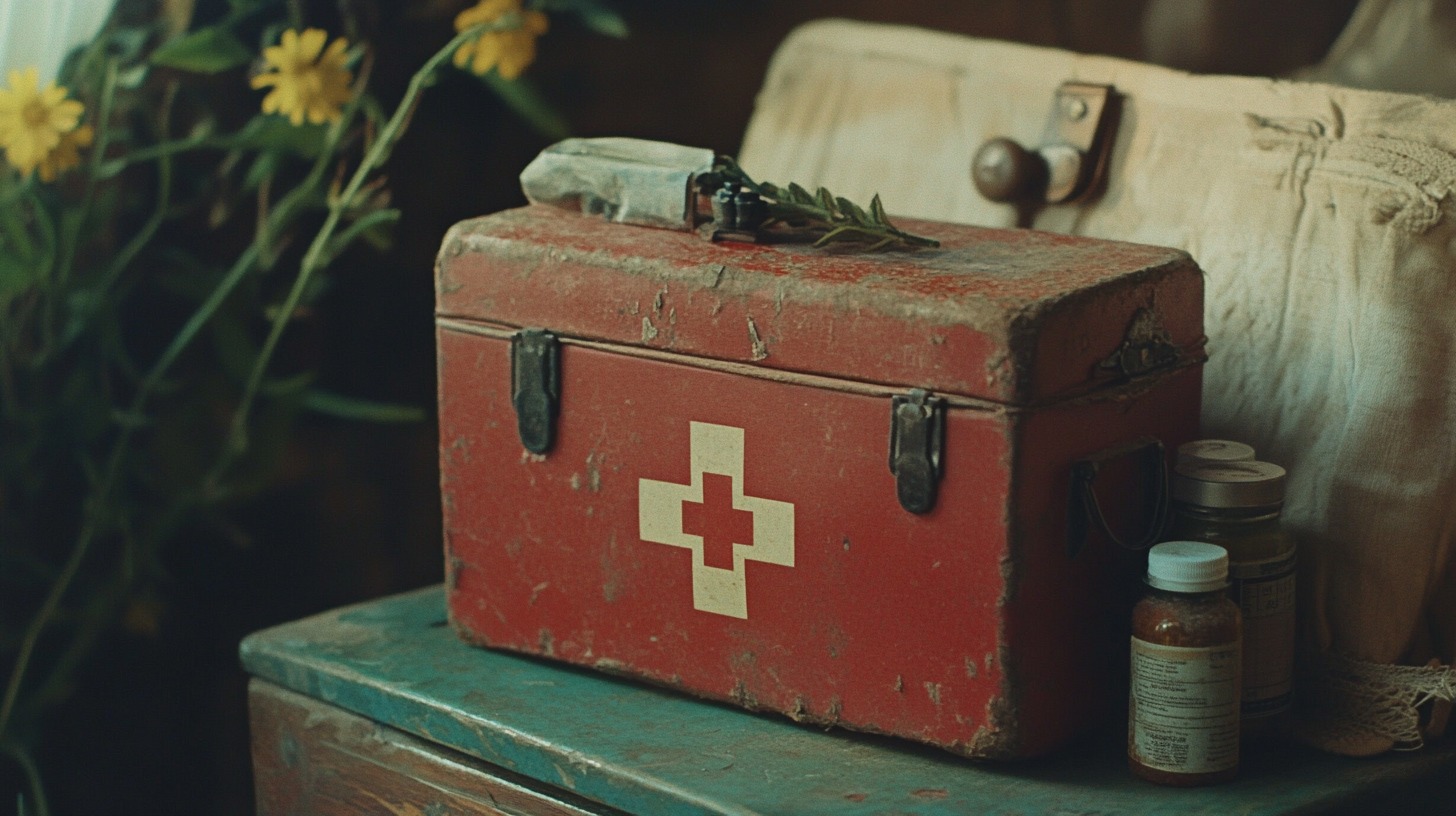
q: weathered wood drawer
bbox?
[249,680,619,816]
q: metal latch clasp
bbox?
[511,328,561,454]
[888,389,946,514]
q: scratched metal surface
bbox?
[241,587,1456,816]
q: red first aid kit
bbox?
[436,203,1204,758]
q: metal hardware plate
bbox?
[511,328,561,454]
[888,388,946,514]
[971,81,1119,212]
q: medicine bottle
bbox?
[1129,541,1241,786]
[1171,460,1295,735]
[1176,439,1255,468]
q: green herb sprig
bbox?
[719,157,938,250]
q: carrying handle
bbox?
[1067,437,1169,558]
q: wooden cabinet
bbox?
[243,587,1456,815]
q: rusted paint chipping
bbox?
[924,682,942,706]
[789,696,809,722]
[600,532,623,602]
[552,763,577,790]
[438,206,1201,407]
[730,680,756,708]
[584,453,602,492]
[746,316,768,360]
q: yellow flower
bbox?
[37,124,95,182]
[453,0,549,80]
[0,67,86,178]
[250,28,354,126]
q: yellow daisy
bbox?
[0,67,86,177]
[37,124,95,182]
[453,0,549,80]
[250,28,354,126]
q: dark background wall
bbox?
[24,1,1356,813]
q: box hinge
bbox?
[888,388,946,514]
[1099,307,1180,378]
[511,328,561,454]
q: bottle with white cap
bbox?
[1171,460,1295,737]
[1129,541,1242,786]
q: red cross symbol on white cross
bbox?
[638,422,795,619]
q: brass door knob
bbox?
[971,138,1048,204]
[970,83,1120,210]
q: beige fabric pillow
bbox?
[739,18,1456,754]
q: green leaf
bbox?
[0,251,37,299]
[243,151,282,190]
[325,208,400,262]
[234,116,328,158]
[869,194,888,224]
[538,0,630,38]
[477,73,571,140]
[210,309,264,385]
[813,225,856,247]
[302,389,426,423]
[150,27,254,74]
[836,197,870,226]
[816,187,837,215]
[261,370,315,397]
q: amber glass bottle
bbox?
[1171,460,1295,736]
[1129,541,1242,786]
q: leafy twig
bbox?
[718,157,937,249]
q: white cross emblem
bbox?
[638,422,795,619]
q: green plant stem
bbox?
[2,741,49,816]
[52,58,119,299]
[0,10,509,761]
[34,59,117,362]
[94,133,232,179]
[58,87,178,352]
[216,23,490,474]
[0,350,17,419]
[0,189,39,261]
[0,236,263,742]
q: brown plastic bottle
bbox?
[1129,541,1242,786]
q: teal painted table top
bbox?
[240,587,1455,816]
